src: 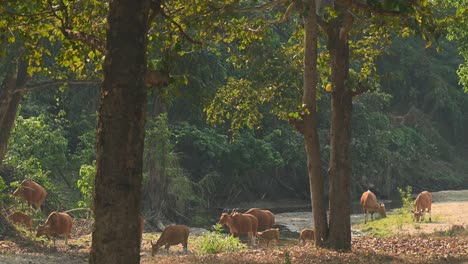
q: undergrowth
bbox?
[196,224,247,254]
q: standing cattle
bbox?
[151,225,190,256]
[413,191,432,222]
[299,228,315,246]
[36,211,73,245]
[257,228,280,247]
[8,211,32,231]
[360,190,386,224]
[218,212,258,245]
[244,208,275,232]
[12,179,47,210]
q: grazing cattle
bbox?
[299,228,315,246]
[151,225,190,256]
[244,208,275,232]
[360,190,386,224]
[12,179,47,210]
[257,228,279,247]
[413,191,432,222]
[36,211,73,245]
[8,211,32,231]
[218,212,258,245]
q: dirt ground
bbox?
[1,190,467,264]
[275,190,468,235]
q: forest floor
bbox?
[0,190,467,264]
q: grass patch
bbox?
[354,211,415,237]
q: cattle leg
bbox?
[371,212,374,221]
[183,242,188,254]
[428,210,432,222]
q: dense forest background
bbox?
[1,5,467,228]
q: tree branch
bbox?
[231,0,288,13]
[268,2,295,25]
[248,2,296,32]
[335,0,409,17]
[62,29,106,53]
[14,80,100,94]
[351,81,369,97]
[160,10,203,45]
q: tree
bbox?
[317,0,438,249]
[88,0,149,263]
[298,0,329,248]
[204,0,441,251]
[0,0,105,165]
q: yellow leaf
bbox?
[425,41,432,49]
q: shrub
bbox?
[197,224,247,254]
[77,162,96,208]
[398,185,414,214]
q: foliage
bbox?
[397,186,414,213]
[1,0,106,78]
[144,114,201,216]
[173,122,297,206]
[166,156,200,214]
[436,0,468,92]
[71,129,97,168]
[0,177,10,203]
[5,114,68,176]
[77,161,95,208]
[351,92,441,194]
[197,224,247,254]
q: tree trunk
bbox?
[324,8,353,251]
[0,58,28,164]
[89,0,149,263]
[301,0,328,247]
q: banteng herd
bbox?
[6,179,435,254]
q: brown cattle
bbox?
[257,228,279,247]
[360,190,386,224]
[36,211,73,245]
[244,208,275,232]
[8,211,32,231]
[299,228,315,246]
[413,191,432,222]
[218,212,258,245]
[12,179,47,210]
[151,225,190,256]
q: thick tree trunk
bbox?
[301,0,328,247]
[325,9,353,251]
[0,59,28,164]
[89,0,149,263]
